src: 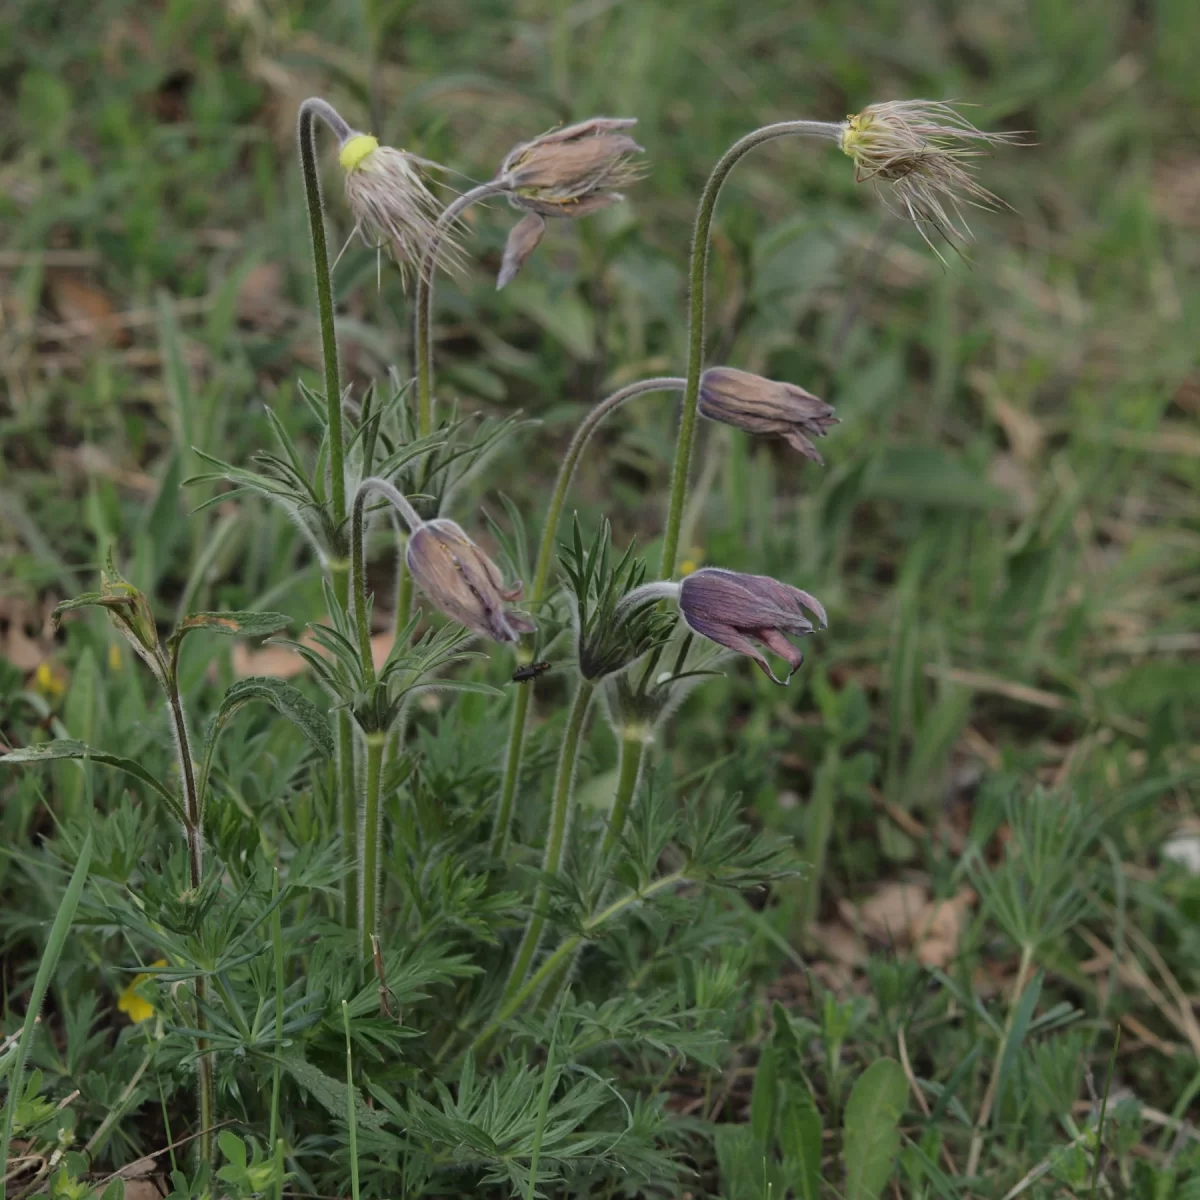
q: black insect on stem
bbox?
[511,661,552,684]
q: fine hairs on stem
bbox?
[490,378,685,856]
[297,97,358,930]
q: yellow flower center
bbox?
[840,112,871,158]
[339,133,379,173]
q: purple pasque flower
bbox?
[678,568,826,685]
[406,518,536,644]
[699,367,838,463]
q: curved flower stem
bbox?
[414,181,508,436]
[350,491,377,683]
[359,733,387,957]
[298,98,350,527]
[500,678,595,1004]
[601,733,647,859]
[328,562,358,928]
[489,377,685,857]
[658,120,842,579]
[474,868,687,1051]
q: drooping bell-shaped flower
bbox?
[678,568,826,685]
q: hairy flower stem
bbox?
[658,120,841,579]
[414,182,507,436]
[298,99,349,528]
[537,732,647,1012]
[602,733,647,859]
[359,734,387,957]
[163,675,214,1164]
[501,679,595,1003]
[329,563,359,928]
[489,378,685,856]
[475,868,687,1051]
[350,492,378,683]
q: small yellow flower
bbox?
[107,643,122,671]
[33,662,66,699]
[679,548,704,577]
[117,959,167,1024]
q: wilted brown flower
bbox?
[492,118,644,287]
[840,100,1022,254]
[678,568,826,685]
[339,133,454,282]
[699,367,838,463]
[497,213,547,290]
[405,518,536,644]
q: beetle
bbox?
[511,660,552,684]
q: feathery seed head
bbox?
[841,100,1022,252]
[340,133,455,283]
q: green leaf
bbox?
[213,678,333,759]
[994,971,1043,1121]
[278,1052,386,1132]
[61,647,101,818]
[0,832,92,1200]
[749,1043,778,1146]
[217,1130,246,1171]
[843,1057,907,1200]
[171,610,292,646]
[0,741,182,820]
[779,1075,822,1200]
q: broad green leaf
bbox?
[0,740,181,820]
[171,611,292,648]
[779,1075,822,1200]
[994,971,1043,1122]
[61,647,101,818]
[213,678,333,759]
[843,1057,908,1200]
[749,1043,778,1146]
[0,832,92,1200]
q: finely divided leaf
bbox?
[214,677,333,759]
[171,611,292,647]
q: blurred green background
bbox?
[2,0,1198,875]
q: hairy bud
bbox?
[699,367,838,463]
[497,213,547,290]
[405,519,535,644]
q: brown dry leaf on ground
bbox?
[0,594,53,672]
[912,890,976,968]
[47,272,129,346]
[231,626,394,678]
[836,881,976,968]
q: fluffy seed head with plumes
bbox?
[840,100,1022,254]
[339,133,457,283]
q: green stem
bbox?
[475,868,686,1048]
[297,99,349,527]
[350,490,377,683]
[501,679,595,1001]
[658,119,841,579]
[489,378,684,856]
[414,181,507,436]
[162,675,214,1165]
[360,733,387,957]
[330,562,359,929]
[601,733,647,858]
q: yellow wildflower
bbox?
[33,662,66,699]
[107,644,122,671]
[117,959,167,1024]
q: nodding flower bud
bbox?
[493,117,644,286]
[840,100,1023,253]
[678,568,826,686]
[338,132,455,282]
[405,518,536,644]
[699,367,838,463]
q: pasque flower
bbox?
[678,569,827,685]
[840,100,1021,252]
[699,367,838,463]
[339,132,454,282]
[406,518,536,644]
[493,117,644,287]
